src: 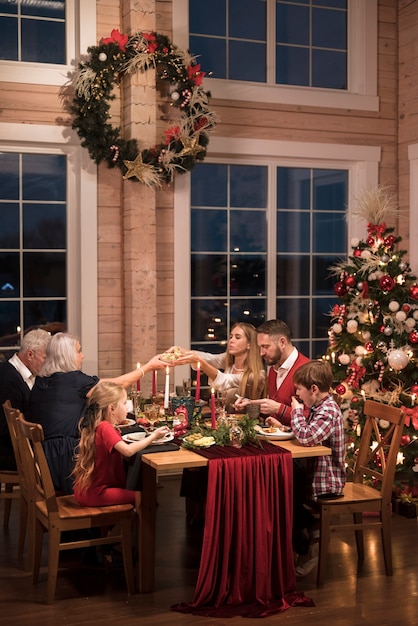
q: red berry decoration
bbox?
[409,284,418,300]
[334,281,348,297]
[345,275,356,288]
[366,235,374,247]
[335,384,346,396]
[379,275,395,292]
[353,249,362,257]
[401,435,411,446]
[364,341,374,352]
[403,304,411,313]
[384,235,396,248]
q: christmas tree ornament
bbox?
[345,275,356,288]
[388,300,400,312]
[409,330,418,344]
[410,384,418,395]
[409,285,418,300]
[379,275,395,291]
[338,354,351,365]
[381,254,390,263]
[383,326,393,336]
[334,281,348,296]
[387,349,408,370]
[395,311,407,322]
[346,320,358,333]
[379,419,390,429]
[402,303,411,312]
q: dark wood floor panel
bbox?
[1,476,417,625]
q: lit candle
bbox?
[136,362,141,392]
[412,394,416,407]
[331,351,336,364]
[164,366,170,410]
[152,370,157,395]
[210,387,216,429]
[195,361,201,402]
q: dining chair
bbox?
[16,411,136,603]
[316,399,405,585]
[3,400,34,569]
[0,400,20,531]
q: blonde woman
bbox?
[73,381,168,509]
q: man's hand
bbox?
[291,395,303,410]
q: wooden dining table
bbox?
[138,439,331,595]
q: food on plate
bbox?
[184,433,215,447]
[136,416,151,427]
[264,426,278,433]
[160,346,185,362]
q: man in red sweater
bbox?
[236,319,310,424]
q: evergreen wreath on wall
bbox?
[70,29,218,188]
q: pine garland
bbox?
[70,29,218,187]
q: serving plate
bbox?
[122,431,146,442]
[182,434,216,448]
[255,425,295,441]
[119,418,136,427]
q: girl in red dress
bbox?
[73,381,168,510]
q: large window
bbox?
[0,0,66,63]
[0,151,67,358]
[188,162,347,360]
[189,0,347,89]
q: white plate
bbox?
[119,418,136,427]
[122,431,146,442]
[151,432,174,445]
[255,426,295,441]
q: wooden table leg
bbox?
[138,462,157,592]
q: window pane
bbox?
[277,212,310,253]
[191,255,227,297]
[230,210,266,252]
[191,210,227,252]
[0,153,19,199]
[23,252,66,297]
[277,255,310,296]
[312,49,346,89]
[276,297,310,338]
[230,255,266,295]
[24,300,66,329]
[0,0,18,13]
[22,19,65,64]
[230,165,267,208]
[229,40,266,82]
[0,302,20,344]
[22,0,65,18]
[0,252,20,297]
[229,0,266,40]
[276,4,309,45]
[229,298,266,327]
[312,8,346,49]
[0,204,19,248]
[23,204,66,249]
[22,154,66,201]
[277,168,310,209]
[313,213,346,253]
[189,0,226,36]
[313,255,338,295]
[191,164,227,206]
[313,169,347,210]
[276,45,309,86]
[0,17,18,60]
[191,299,228,343]
[189,35,226,78]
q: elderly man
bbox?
[0,328,50,469]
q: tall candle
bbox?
[210,387,216,429]
[152,370,157,395]
[195,361,201,402]
[164,366,170,410]
[136,362,141,392]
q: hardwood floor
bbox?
[1,476,417,625]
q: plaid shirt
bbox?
[291,394,346,500]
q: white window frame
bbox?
[0,123,98,374]
[173,0,378,112]
[173,138,380,387]
[0,0,96,86]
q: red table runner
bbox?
[172,442,313,618]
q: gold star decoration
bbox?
[123,153,161,187]
[177,135,205,159]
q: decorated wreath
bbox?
[70,29,218,187]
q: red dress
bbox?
[74,421,136,506]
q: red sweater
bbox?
[267,352,310,425]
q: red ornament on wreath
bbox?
[379,275,395,292]
[334,281,348,297]
[409,285,418,301]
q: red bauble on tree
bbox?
[345,275,356,288]
[335,384,346,396]
[410,384,418,395]
[379,275,395,291]
[409,284,418,300]
[409,330,418,344]
[334,282,348,297]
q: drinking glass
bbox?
[182,378,191,396]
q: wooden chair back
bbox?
[353,399,405,499]
[15,410,136,603]
[0,400,20,530]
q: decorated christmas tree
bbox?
[326,187,418,502]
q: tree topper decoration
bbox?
[70,29,218,188]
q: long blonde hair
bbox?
[72,381,125,493]
[225,323,264,400]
